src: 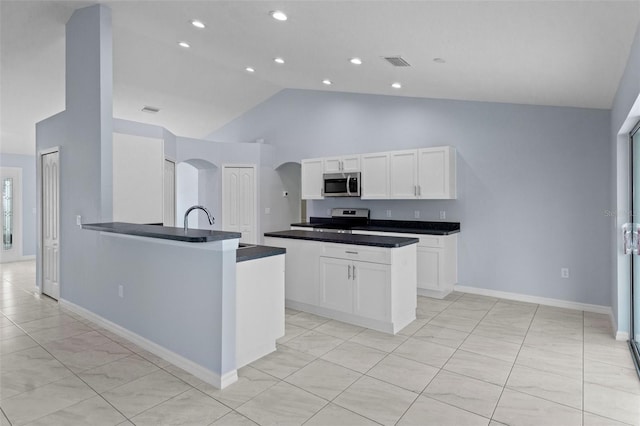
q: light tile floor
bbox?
[1,260,639,425]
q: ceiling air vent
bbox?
[383,56,411,67]
[141,106,160,113]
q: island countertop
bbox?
[263,230,418,248]
[82,222,241,243]
[290,219,460,235]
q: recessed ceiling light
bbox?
[270,10,288,21]
[349,57,362,65]
[178,41,190,48]
[245,67,255,73]
[274,57,285,64]
[391,82,402,89]
[322,79,332,85]
[433,57,446,64]
[190,20,205,29]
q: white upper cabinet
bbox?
[388,146,456,200]
[301,158,324,200]
[301,146,455,200]
[323,155,360,173]
[417,146,456,199]
[389,150,419,199]
[361,152,390,199]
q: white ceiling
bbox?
[1,1,639,155]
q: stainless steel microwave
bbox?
[322,172,361,197]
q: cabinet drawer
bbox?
[352,230,444,248]
[418,235,444,248]
[322,244,391,264]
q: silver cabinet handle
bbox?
[418,185,421,196]
[414,185,417,196]
[348,264,352,279]
[352,265,356,280]
[345,250,358,254]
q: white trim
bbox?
[454,285,611,314]
[59,298,238,389]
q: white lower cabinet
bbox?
[353,230,458,299]
[319,257,390,322]
[264,237,416,334]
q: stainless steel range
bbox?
[313,208,370,233]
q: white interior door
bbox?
[223,166,256,244]
[0,167,22,263]
[42,151,60,300]
[163,159,176,227]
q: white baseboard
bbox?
[454,285,611,314]
[59,298,237,389]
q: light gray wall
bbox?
[210,89,612,307]
[610,21,640,333]
[0,154,36,256]
[36,5,113,298]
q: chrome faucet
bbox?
[184,205,214,232]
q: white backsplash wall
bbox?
[209,89,612,307]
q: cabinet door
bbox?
[323,157,342,173]
[417,147,456,199]
[389,150,418,199]
[341,155,360,172]
[353,261,390,321]
[301,159,324,200]
[417,246,440,291]
[319,257,353,312]
[361,153,389,199]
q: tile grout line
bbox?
[486,302,540,423]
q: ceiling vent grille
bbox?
[383,56,411,67]
[141,106,160,113]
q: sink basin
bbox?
[238,243,256,249]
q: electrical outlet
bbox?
[386,210,392,218]
[561,268,569,279]
[76,215,82,226]
[414,210,420,219]
[118,285,124,298]
[282,191,288,197]
[439,211,446,220]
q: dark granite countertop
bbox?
[290,219,460,235]
[236,245,286,263]
[82,222,241,243]
[264,230,418,248]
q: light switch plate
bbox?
[76,215,82,226]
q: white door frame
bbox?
[222,164,258,243]
[163,157,176,226]
[0,167,23,263]
[37,147,60,297]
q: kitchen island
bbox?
[72,223,284,389]
[264,230,418,334]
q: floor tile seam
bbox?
[0,406,12,426]
[488,302,540,422]
[501,383,583,411]
[411,392,495,424]
[10,389,98,425]
[204,411,257,426]
[300,401,385,426]
[359,349,437,395]
[582,375,640,395]
[124,385,200,423]
[582,408,637,426]
[510,359,582,382]
[329,379,421,426]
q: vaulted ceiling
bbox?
[2,1,639,155]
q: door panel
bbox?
[42,152,60,300]
[630,123,640,370]
[223,166,256,244]
[389,150,418,199]
[353,261,390,321]
[319,257,352,312]
[0,168,21,263]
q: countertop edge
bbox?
[82,222,241,243]
[264,231,419,248]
